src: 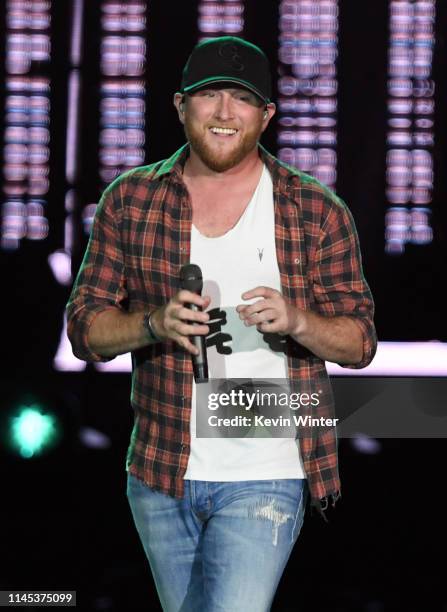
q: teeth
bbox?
[210,127,238,135]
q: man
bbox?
[67,36,377,612]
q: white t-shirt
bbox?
[183,165,306,481]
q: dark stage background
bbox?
[0,1,446,611]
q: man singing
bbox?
[67,36,377,611]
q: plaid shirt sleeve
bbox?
[311,196,377,369]
[66,182,128,362]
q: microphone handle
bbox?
[188,303,209,383]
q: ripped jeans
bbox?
[127,474,308,612]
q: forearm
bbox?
[290,310,364,365]
[76,289,210,361]
[88,308,154,358]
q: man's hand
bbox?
[151,290,211,355]
[236,286,303,336]
[236,285,364,365]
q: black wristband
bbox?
[143,312,161,343]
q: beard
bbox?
[184,116,263,173]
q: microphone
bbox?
[180,263,209,384]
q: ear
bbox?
[173,92,185,124]
[261,102,276,131]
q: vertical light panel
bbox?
[385,0,435,254]
[48,0,85,289]
[82,1,147,235]
[197,0,244,40]
[48,0,84,290]
[1,0,51,250]
[52,0,87,371]
[277,0,339,189]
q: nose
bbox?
[214,91,234,121]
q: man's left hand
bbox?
[236,286,304,336]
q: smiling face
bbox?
[174,86,275,173]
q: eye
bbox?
[234,93,251,102]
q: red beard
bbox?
[184,117,263,173]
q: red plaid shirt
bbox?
[66,144,377,517]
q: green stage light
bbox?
[9,405,61,458]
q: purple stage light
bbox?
[386,0,436,253]
[197,0,244,39]
[278,0,338,188]
[1,1,51,250]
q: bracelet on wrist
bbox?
[143,311,161,343]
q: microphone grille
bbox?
[180,263,203,292]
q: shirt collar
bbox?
[153,143,190,180]
[153,141,302,196]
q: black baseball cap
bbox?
[180,36,272,104]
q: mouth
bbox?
[208,126,239,136]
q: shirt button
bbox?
[181,443,187,450]
[294,258,300,264]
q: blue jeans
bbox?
[126,474,308,612]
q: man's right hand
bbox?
[151,290,211,355]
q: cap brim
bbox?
[182,76,269,103]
